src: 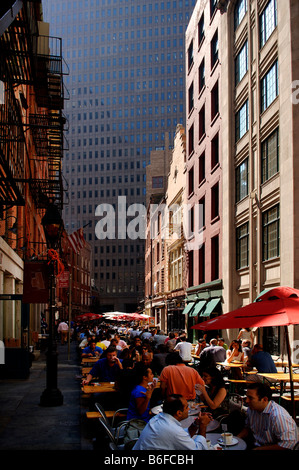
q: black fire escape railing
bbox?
[0,3,68,213]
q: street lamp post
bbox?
[40,203,64,407]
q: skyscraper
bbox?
[42,0,196,313]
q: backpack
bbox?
[123,419,147,447]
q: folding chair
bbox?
[94,402,128,438]
[95,417,125,450]
[217,393,246,436]
[229,393,244,412]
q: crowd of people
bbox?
[61,320,298,451]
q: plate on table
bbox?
[217,437,238,446]
[188,401,202,415]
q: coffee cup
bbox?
[221,432,233,445]
[206,439,211,448]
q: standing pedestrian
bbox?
[57,320,68,344]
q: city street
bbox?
[0,340,92,452]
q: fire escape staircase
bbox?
[0,3,69,212]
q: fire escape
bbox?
[0,0,68,214]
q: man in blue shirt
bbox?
[133,394,212,450]
[82,340,103,358]
[245,344,277,372]
[244,344,277,382]
[82,346,123,383]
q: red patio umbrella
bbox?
[76,313,102,321]
[119,313,146,321]
[192,286,299,418]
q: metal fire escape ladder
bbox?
[0,4,68,212]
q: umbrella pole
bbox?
[284,326,295,420]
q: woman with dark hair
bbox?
[195,367,227,417]
[127,363,157,422]
[226,339,245,379]
[227,339,244,362]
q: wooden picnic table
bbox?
[82,382,117,394]
[257,372,299,382]
[257,372,299,397]
[217,361,245,367]
[274,361,299,371]
[81,357,99,365]
[81,367,92,376]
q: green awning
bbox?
[254,288,270,302]
[201,298,221,317]
[182,302,195,315]
[189,300,207,317]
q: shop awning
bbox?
[182,302,195,315]
[189,300,207,317]
[201,298,221,317]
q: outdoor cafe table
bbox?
[180,415,220,433]
[82,382,117,394]
[216,361,247,377]
[206,433,247,450]
[81,357,99,365]
[274,361,299,372]
[151,402,220,433]
[82,367,92,376]
[257,372,299,395]
[217,361,245,369]
[83,380,161,395]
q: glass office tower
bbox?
[42,0,196,313]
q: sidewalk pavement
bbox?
[0,339,93,452]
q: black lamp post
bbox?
[40,203,64,407]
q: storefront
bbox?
[184,280,223,343]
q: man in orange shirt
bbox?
[159,353,205,401]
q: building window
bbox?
[199,151,205,184]
[236,158,249,202]
[236,222,249,269]
[210,0,217,18]
[199,195,205,230]
[211,132,219,168]
[198,13,204,47]
[198,243,205,285]
[262,128,279,183]
[235,99,249,141]
[234,0,247,30]
[261,60,278,112]
[198,59,205,94]
[211,182,219,220]
[199,104,205,141]
[211,80,219,120]
[169,247,183,291]
[188,81,194,113]
[211,234,219,280]
[260,0,277,48]
[262,204,280,260]
[188,40,194,70]
[188,123,194,156]
[188,250,194,286]
[235,40,248,85]
[188,166,194,196]
[189,205,195,235]
[211,30,219,69]
[152,176,163,188]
